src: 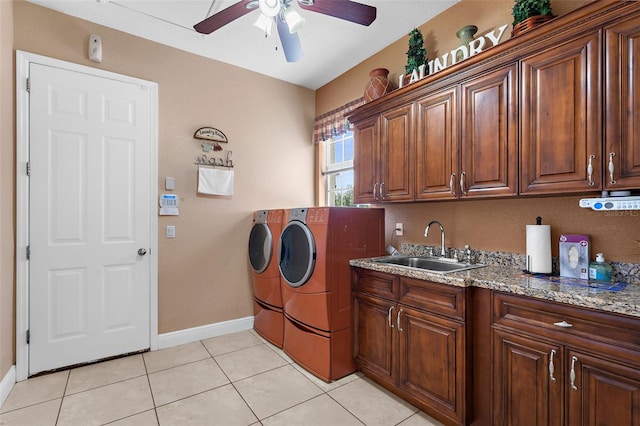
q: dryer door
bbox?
[279,221,316,287]
[249,223,272,274]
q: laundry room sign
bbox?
[399,23,509,88]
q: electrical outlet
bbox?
[395,223,403,236]
[166,225,175,238]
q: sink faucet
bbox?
[424,220,446,257]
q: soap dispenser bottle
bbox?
[589,253,613,282]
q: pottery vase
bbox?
[364,68,392,102]
[456,25,478,62]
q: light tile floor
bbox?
[0,329,444,426]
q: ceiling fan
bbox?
[194,0,377,62]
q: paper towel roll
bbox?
[526,224,551,273]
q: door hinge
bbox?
[26,329,30,344]
[26,245,30,260]
[26,161,31,176]
[26,78,30,93]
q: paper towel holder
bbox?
[524,216,552,276]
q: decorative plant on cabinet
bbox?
[511,0,554,37]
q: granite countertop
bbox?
[349,256,640,318]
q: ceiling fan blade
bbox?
[298,0,376,26]
[276,17,303,62]
[194,0,256,34]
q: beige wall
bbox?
[316,0,640,263]
[7,0,315,374]
[1,0,15,381]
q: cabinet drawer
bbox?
[399,277,466,320]
[493,292,640,351]
[352,268,397,300]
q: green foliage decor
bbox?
[405,28,427,75]
[512,0,553,26]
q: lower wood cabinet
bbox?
[351,267,640,425]
[492,292,640,426]
[352,268,469,426]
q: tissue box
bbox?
[559,234,590,279]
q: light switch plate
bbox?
[395,223,403,236]
[166,225,175,238]
[165,177,175,191]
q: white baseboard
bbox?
[157,316,254,350]
[0,365,16,407]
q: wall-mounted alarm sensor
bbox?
[89,34,102,63]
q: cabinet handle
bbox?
[608,152,617,185]
[549,349,557,383]
[380,182,385,200]
[553,320,573,328]
[373,183,379,201]
[388,306,394,329]
[396,308,403,332]
[587,154,596,186]
[449,173,456,196]
[459,171,468,195]
[570,355,579,391]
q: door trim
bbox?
[15,51,159,381]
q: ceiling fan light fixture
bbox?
[254,13,273,36]
[284,9,305,33]
[259,0,281,17]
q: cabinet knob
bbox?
[553,320,573,328]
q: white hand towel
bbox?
[198,167,234,196]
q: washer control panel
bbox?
[579,196,640,211]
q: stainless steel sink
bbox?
[373,256,486,274]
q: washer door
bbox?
[248,223,272,274]
[279,221,316,287]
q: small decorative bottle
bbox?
[455,25,478,62]
[589,253,613,282]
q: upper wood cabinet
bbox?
[353,104,414,204]
[519,31,602,195]
[416,64,517,200]
[604,12,640,189]
[460,64,518,198]
[380,104,415,202]
[353,116,379,204]
[348,1,640,202]
[416,86,458,200]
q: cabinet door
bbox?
[520,31,602,195]
[461,64,518,198]
[566,350,640,426]
[604,15,640,189]
[352,292,395,386]
[415,86,458,200]
[493,328,563,426]
[380,104,414,201]
[398,305,467,425]
[353,116,380,204]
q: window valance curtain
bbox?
[312,97,364,144]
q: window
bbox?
[324,131,354,207]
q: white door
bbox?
[28,63,151,374]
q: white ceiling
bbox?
[27,0,459,89]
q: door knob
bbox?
[138,248,147,256]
